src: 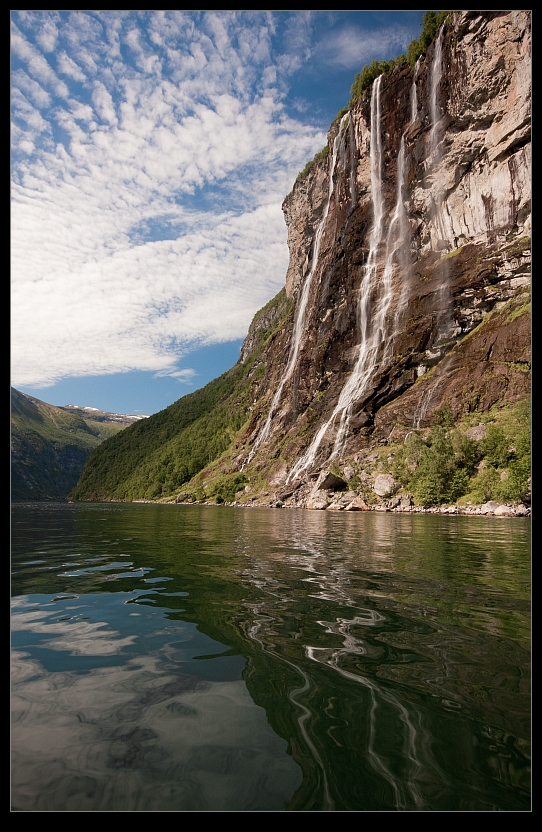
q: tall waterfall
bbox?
[410,59,420,124]
[428,27,447,248]
[244,113,350,467]
[289,62,424,479]
[414,24,449,429]
[348,113,357,212]
[429,28,444,158]
[288,76,386,480]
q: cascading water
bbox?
[244,113,350,467]
[385,136,410,342]
[289,61,425,480]
[288,76,386,481]
[348,114,357,212]
[427,27,449,256]
[429,29,444,159]
[333,78,415,457]
[414,24,451,429]
[395,66,420,319]
[285,29,450,480]
[410,58,420,124]
[428,26,455,355]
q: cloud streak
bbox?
[11,11,421,393]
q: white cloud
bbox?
[92,82,118,125]
[156,368,197,384]
[11,11,328,389]
[57,51,87,82]
[35,18,59,53]
[11,87,50,134]
[12,69,52,108]
[11,23,70,98]
[315,23,417,70]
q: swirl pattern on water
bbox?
[12,503,530,811]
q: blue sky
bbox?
[12,10,425,415]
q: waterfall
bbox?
[428,27,447,247]
[415,24,450,427]
[348,113,357,212]
[244,113,350,467]
[383,136,409,347]
[289,62,424,479]
[429,29,444,159]
[413,370,447,429]
[428,25,454,353]
[333,88,412,458]
[285,29,450,481]
[395,66,420,316]
[288,76,386,481]
[410,58,420,124]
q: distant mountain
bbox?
[62,404,149,427]
[11,388,148,500]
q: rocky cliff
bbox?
[73,11,530,511]
[237,10,530,492]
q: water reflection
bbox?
[12,503,530,811]
[12,650,299,811]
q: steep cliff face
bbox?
[239,10,530,488]
[73,11,530,509]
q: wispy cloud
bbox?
[156,368,197,384]
[314,22,419,70]
[11,11,417,392]
[11,11,327,388]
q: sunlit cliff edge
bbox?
[72,11,531,514]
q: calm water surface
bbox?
[11,503,530,811]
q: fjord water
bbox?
[12,503,530,811]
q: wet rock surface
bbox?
[237,11,530,487]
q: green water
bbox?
[11,503,530,811]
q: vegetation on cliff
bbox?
[406,10,450,67]
[71,290,291,502]
[297,12,451,185]
[296,145,329,183]
[349,11,450,104]
[388,401,530,507]
[69,11,530,511]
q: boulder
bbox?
[466,423,487,441]
[493,504,515,516]
[480,501,503,514]
[373,474,400,498]
[313,470,347,491]
[306,490,329,510]
[344,497,370,511]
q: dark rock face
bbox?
[241,11,530,481]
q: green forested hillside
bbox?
[71,289,291,501]
[11,388,141,500]
[12,388,104,500]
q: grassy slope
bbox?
[71,280,531,508]
[71,289,291,501]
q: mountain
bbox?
[72,11,531,511]
[11,388,148,500]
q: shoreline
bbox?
[152,497,531,517]
[17,498,529,517]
